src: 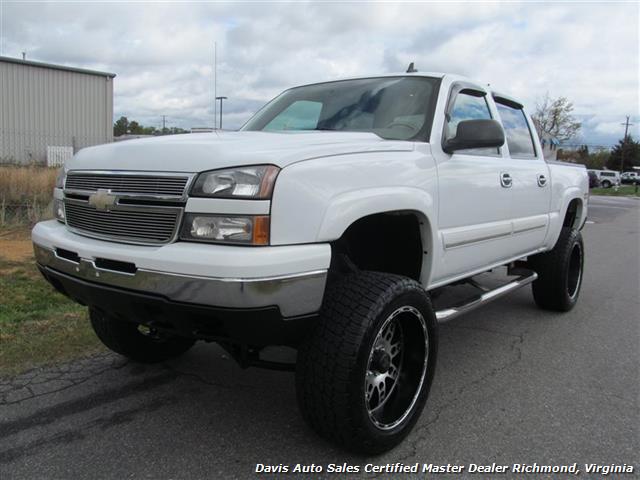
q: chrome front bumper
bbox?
[33,243,327,317]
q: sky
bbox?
[1,1,638,148]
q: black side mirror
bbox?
[443,119,505,154]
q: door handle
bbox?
[500,172,512,188]
[537,174,548,187]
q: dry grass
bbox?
[0,165,57,203]
[0,166,57,225]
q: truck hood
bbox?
[68,131,414,172]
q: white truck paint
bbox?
[32,71,589,453]
[33,72,588,315]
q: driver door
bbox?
[430,85,514,285]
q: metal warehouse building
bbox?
[0,56,115,165]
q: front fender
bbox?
[269,148,438,247]
[317,186,435,241]
[317,186,437,287]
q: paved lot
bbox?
[1,196,638,479]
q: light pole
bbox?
[215,96,227,130]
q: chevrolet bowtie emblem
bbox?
[88,189,117,211]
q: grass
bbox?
[0,233,104,376]
[0,165,57,226]
[0,165,57,203]
[591,185,640,197]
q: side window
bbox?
[446,91,496,155]
[263,100,322,131]
[495,102,536,158]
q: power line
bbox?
[560,143,613,148]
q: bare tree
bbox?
[531,93,582,143]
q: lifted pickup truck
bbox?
[33,72,588,453]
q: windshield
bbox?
[242,76,440,141]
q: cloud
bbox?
[1,1,637,145]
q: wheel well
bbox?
[563,199,582,229]
[330,212,425,281]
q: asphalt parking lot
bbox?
[1,195,638,479]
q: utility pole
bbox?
[21,52,26,60]
[620,115,634,173]
[622,116,633,140]
[162,115,167,135]
[216,97,227,130]
[213,42,217,129]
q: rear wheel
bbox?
[295,271,438,454]
[90,308,195,363]
[601,179,612,188]
[529,227,584,312]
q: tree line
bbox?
[113,117,188,137]
[556,137,640,171]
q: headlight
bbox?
[53,198,65,223]
[55,168,66,189]
[180,214,270,245]
[191,165,279,199]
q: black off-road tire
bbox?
[528,227,584,312]
[295,271,438,454]
[601,180,611,188]
[90,308,195,363]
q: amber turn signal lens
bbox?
[252,216,270,245]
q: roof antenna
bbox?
[406,62,417,73]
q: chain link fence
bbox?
[0,166,57,228]
[0,200,54,227]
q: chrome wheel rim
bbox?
[567,242,583,299]
[365,305,429,430]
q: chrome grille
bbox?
[65,173,189,197]
[65,202,180,244]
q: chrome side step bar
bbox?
[435,271,538,323]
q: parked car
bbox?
[587,170,600,188]
[621,171,640,184]
[32,72,588,454]
[588,169,620,188]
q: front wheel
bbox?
[601,180,612,188]
[295,271,438,454]
[90,308,195,363]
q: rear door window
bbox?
[495,101,537,158]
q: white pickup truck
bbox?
[33,72,588,453]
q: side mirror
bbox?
[443,119,505,154]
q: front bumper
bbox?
[38,266,314,346]
[33,220,330,317]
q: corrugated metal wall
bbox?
[0,60,113,164]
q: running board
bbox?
[435,271,538,323]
